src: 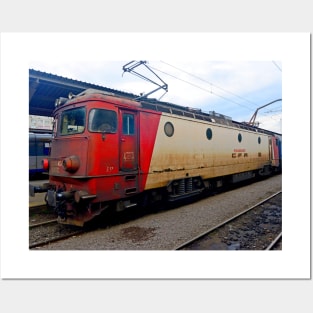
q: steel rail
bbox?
[265,232,282,250]
[29,230,84,249]
[29,219,58,229]
[174,190,282,250]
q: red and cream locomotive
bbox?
[30,88,282,226]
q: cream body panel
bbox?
[145,114,271,190]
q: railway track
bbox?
[29,230,84,249]
[29,204,56,224]
[174,191,282,250]
[29,218,58,228]
[29,216,84,249]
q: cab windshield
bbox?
[59,107,86,135]
[88,108,117,133]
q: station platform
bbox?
[29,179,48,207]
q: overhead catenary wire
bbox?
[160,60,259,108]
[123,60,281,128]
[272,61,282,72]
[149,64,255,112]
[154,61,281,124]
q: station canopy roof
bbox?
[29,69,137,117]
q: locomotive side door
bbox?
[119,110,138,171]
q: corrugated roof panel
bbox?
[29,69,137,117]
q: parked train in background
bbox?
[29,132,52,177]
[30,89,282,226]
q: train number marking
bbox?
[123,152,134,160]
[106,166,114,172]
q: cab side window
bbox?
[122,113,135,135]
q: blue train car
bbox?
[29,132,52,176]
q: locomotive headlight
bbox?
[62,155,80,173]
[42,159,49,170]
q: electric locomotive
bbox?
[30,89,282,226]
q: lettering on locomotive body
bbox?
[106,165,114,172]
[48,160,61,173]
[123,152,135,160]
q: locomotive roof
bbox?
[56,88,280,136]
[139,97,279,136]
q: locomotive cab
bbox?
[32,90,142,226]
